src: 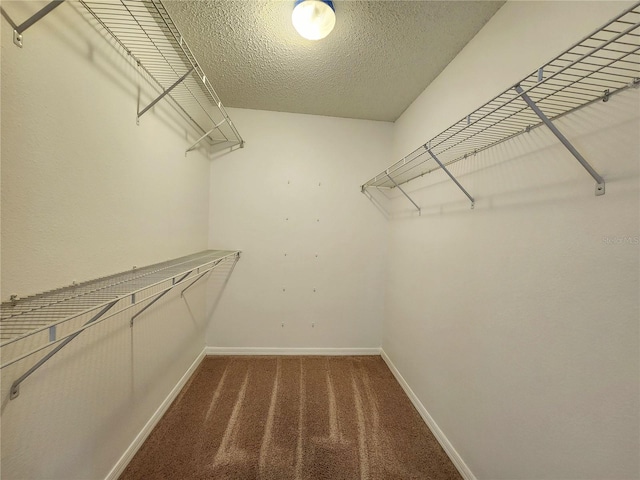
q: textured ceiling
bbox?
[163,1,504,122]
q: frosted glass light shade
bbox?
[292,0,336,41]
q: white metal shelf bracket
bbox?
[185,119,227,156]
[137,67,195,123]
[129,270,193,326]
[426,148,475,209]
[179,256,233,297]
[9,300,118,400]
[515,84,605,196]
[2,0,65,48]
[385,172,421,215]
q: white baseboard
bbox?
[380,349,476,480]
[105,348,207,480]
[205,346,382,356]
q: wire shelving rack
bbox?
[362,2,640,212]
[79,0,244,154]
[5,0,244,154]
[0,250,240,399]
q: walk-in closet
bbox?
[1,1,639,479]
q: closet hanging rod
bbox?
[361,1,640,200]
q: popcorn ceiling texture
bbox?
[163,0,504,122]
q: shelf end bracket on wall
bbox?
[515,84,605,196]
[426,148,475,209]
[9,299,117,400]
[385,172,421,215]
[2,0,65,48]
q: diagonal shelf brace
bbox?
[385,173,421,215]
[180,268,215,297]
[426,148,475,209]
[515,84,605,196]
[9,300,118,399]
[185,119,227,155]
[130,270,193,326]
[137,67,195,121]
[179,252,239,297]
[7,0,65,47]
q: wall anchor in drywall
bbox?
[515,84,605,196]
[425,148,475,209]
[1,0,64,48]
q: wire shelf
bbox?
[0,250,240,394]
[79,0,244,153]
[362,3,640,192]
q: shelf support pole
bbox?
[9,300,118,400]
[385,173,421,215]
[515,84,605,196]
[137,67,194,121]
[130,270,193,326]
[426,148,475,208]
[4,0,65,48]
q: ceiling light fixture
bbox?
[292,0,336,41]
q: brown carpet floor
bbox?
[120,356,463,480]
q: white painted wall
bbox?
[383,2,640,479]
[1,2,213,478]
[3,1,638,479]
[206,108,391,350]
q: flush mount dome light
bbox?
[292,0,336,41]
